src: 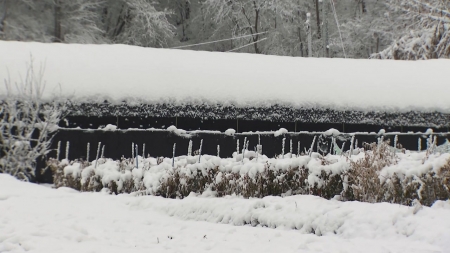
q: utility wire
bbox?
[330,0,347,58]
[171,31,269,49]
[226,38,268,52]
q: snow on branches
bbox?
[0,58,62,181]
[372,0,450,59]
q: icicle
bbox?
[329,138,334,155]
[257,143,262,156]
[132,142,134,160]
[333,138,338,155]
[242,139,248,162]
[95,142,101,168]
[86,142,90,162]
[377,136,384,153]
[236,139,240,155]
[297,141,301,156]
[172,143,176,167]
[340,142,345,156]
[142,144,145,160]
[101,145,105,158]
[258,134,261,145]
[217,145,220,157]
[290,139,293,155]
[135,144,139,169]
[188,140,192,156]
[428,137,432,152]
[349,135,355,157]
[56,141,61,161]
[282,138,286,159]
[65,141,70,161]
[433,136,438,153]
[198,139,203,163]
[309,136,317,156]
[355,139,358,149]
[394,135,398,152]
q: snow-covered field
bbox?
[1,174,450,253]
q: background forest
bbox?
[0,0,449,60]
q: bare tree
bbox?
[101,0,175,47]
[201,0,313,55]
[0,0,8,36]
[339,1,394,58]
[0,59,62,181]
[0,0,104,43]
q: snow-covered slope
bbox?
[1,41,450,113]
[1,174,450,253]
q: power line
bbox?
[171,31,269,49]
[330,0,347,58]
[226,38,268,53]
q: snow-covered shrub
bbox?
[344,140,450,206]
[344,140,397,203]
[381,154,450,206]
[81,157,139,194]
[47,158,86,190]
[307,157,346,199]
[53,153,347,200]
[51,142,450,205]
[158,161,313,199]
[372,0,450,60]
[47,158,68,188]
[0,61,62,181]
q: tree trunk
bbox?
[253,1,260,54]
[53,0,62,42]
[298,27,304,57]
[315,0,321,39]
[0,0,8,34]
[185,0,190,20]
[376,37,380,53]
[322,0,329,57]
[112,3,127,38]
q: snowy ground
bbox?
[1,174,450,253]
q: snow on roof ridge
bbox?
[1,41,450,113]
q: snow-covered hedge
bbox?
[48,141,450,206]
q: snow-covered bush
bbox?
[52,153,347,199]
[158,161,314,199]
[51,140,450,206]
[372,0,450,60]
[344,140,450,206]
[0,61,62,181]
[344,140,398,203]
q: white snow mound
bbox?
[1,41,450,112]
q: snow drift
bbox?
[1,174,450,253]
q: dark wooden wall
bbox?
[35,128,450,183]
[61,116,449,133]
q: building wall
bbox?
[35,128,450,183]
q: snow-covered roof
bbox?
[1,41,450,114]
